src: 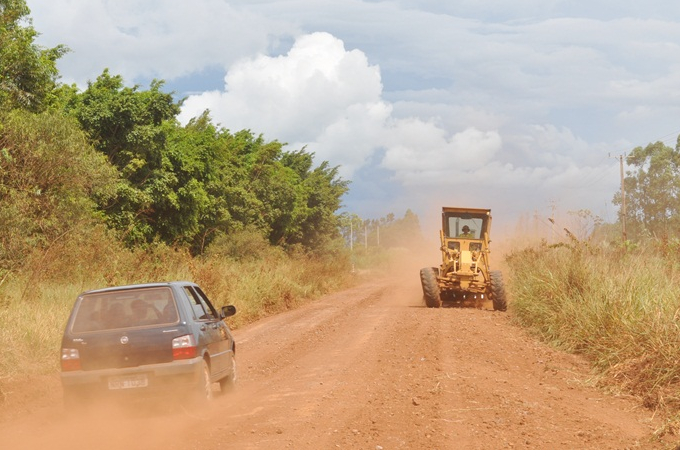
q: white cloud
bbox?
[159,29,626,218]
[180,32,506,183]
[296,101,392,177]
[382,124,501,175]
[28,0,293,86]
[24,0,680,226]
[179,32,389,176]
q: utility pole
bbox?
[619,154,627,242]
[364,223,367,249]
[350,219,353,251]
[611,153,627,243]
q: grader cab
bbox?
[419,207,507,311]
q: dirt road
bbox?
[1,275,667,449]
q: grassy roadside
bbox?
[505,239,680,438]
[0,244,360,392]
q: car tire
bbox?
[198,359,214,401]
[219,354,237,394]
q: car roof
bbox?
[80,281,197,296]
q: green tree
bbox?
[375,209,422,249]
[292,160,349,249]
[614,139,680,239]
[338,212,364,249]
[64,70,181,245]
[165,123,298,251]
[162,113,241,252]
[206,132,348,251]
[64,71,349,253]
[339,210,423,251]
[0,109,118,274]
[0,0,67,112]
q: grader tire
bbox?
[420,267,442,308]
[490,270,508,311]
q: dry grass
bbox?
[0,239,357,386]
[506,240,680,436]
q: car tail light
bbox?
[172,334,197,360]
[61,348,81,371]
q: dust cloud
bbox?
[1,391,235,450]
[1,206,541,450]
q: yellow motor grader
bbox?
[419,207,507,311]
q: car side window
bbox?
[194,286,219,319]
[183,286,217,320]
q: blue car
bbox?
[60,281,237,407]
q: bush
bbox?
[0,110,118,279]
[204,226,275,262]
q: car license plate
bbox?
[108,374,148,390]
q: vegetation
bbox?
[506,237,680,437]
[0,242,355,382]
[339,209,423,250]
[53,69,349,252]
[0,0,67,112]
[11,1,680,440]
[0,1,351,272]
[614,137,680,240]
[0,1,422,401]
[505,134,680,439]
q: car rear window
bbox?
[71,287,179,333]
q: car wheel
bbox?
[198,359,213,401]
[219,354,237,394]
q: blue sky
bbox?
[25,0,680,237]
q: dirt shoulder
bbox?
[0,275,671,449]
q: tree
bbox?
[0,0,68,112]
[0,109,118,274]
[339,210,423,251]
[338,212,364,249]
[294,160,349,249]
[64,71,349,252]
[64,70,182,245]
[162,113,243,252]
[614,139,680,239]
[376,209,423,249]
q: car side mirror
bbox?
[221,305,236,318]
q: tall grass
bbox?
[507,241,680,427]
[0,239,356,388]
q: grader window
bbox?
[445,215,485,239]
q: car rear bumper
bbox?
[61,357,203,399]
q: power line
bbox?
[648,129,680,147]
[563,128,680,192]
[560,156,619,191]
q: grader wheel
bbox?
[490,270,508,311]
[420,267,442,308]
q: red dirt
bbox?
[0,274,671,449]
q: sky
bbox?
[24,0,680,238]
